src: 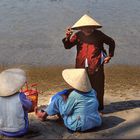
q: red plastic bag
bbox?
[21,82,38,113]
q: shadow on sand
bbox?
[82,115,125,133]
[104,100,140,114]
[23,119,67,139]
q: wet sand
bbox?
[0,65,140,139]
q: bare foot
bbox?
[34,106,48,121]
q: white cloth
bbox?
[101,51,107,64]
[85,58,88,68]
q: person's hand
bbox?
[65,27,73,38]
[34,106,48,121]
[104,56,111,64]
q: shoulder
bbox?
[88,89,97,97]
[69,90,81,98]
[94,29,104,35]
[91,89,97,94]
[94,29,114,40]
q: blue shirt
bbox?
[46,89,102,131]
[0,92,32,137]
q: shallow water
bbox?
[0,0,139,66]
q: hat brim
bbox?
[71,25,102,30]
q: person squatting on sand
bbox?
[62,14,115,112]
[0,68,32,137]
[35,68,102,132]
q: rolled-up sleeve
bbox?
[62,34,78,49]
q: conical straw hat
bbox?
[71,14,102,30]
[62,68,92,92]
[0,68,26,97]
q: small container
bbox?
[21,82,38,113]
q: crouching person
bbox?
[0,68,32,137]
[35,68,102,132]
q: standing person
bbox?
[35,69,102,132]
[0,68,32,137]
[62,14,115,112]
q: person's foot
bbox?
[34,106,48,121]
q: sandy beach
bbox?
[0,65,140,139]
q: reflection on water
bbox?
[0,0,139,66]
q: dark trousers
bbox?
[88,66,105,111]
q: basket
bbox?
[21,82,38,113]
